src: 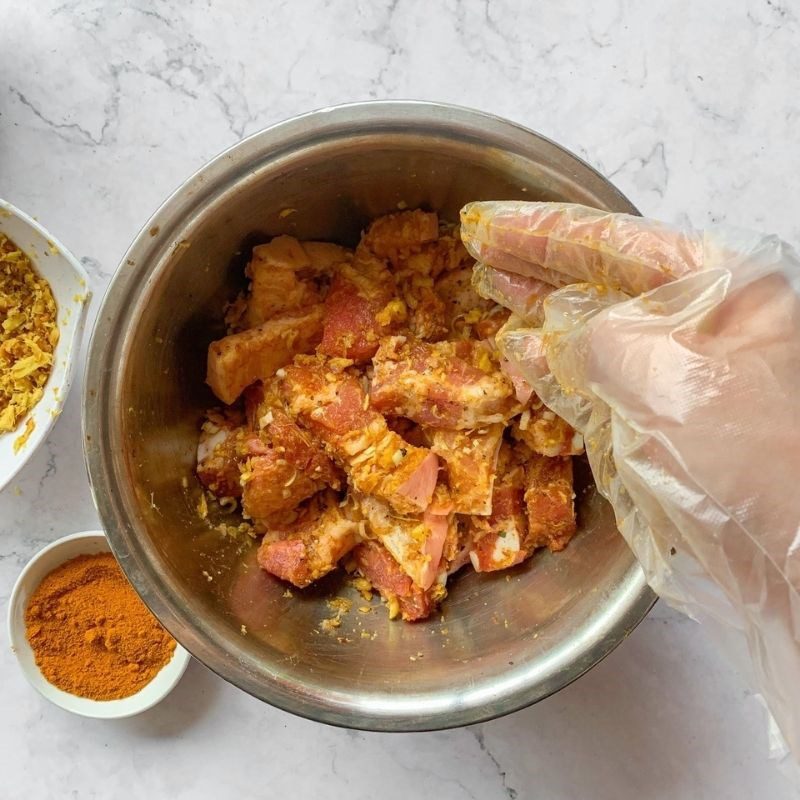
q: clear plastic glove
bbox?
[461,201,800,761]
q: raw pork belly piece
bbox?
[426,424,504,515]
[370,336,520,429]
[196,409,249,498]
[257,491,359,588]
[237,381,342,521]
[356,493,450,591]
[281,357,438,515]
[207,305,324,404]
[352,540,443,622]
[511,398,584,457]
[361,209,439,262]
[468,446,530,572]
[318,249,400,363]
[524,453,577,553]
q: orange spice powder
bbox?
[25,552,176,700]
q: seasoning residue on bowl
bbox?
[24,553,176,700]
[0,233,59,442]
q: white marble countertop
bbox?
[1,1,798,798]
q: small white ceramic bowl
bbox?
[7,530,191,718]
[0,199,91,492]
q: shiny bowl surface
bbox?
[84,101,655,731]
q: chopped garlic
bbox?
[0,234,59,433]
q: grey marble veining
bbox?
[1,1,798,797]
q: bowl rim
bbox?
[7,530,191,719]
[83,100,657,731]
[0,198,91,492]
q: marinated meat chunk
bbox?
[361,210,439,262]
[318,250,401,362]
[257,491,359,588]
[352,540,445,622]
[242,237,323,328]
[239,380,341,521]
[446,516,475,575]
[426,424,504,515]
[197,209,584,622]
[379,222,475,340]
[401,277,448,341]
[241,452,315,521]
[244,268,319,330]
[512,398,584,457]
[468,446,529,572]
[434,266,497,339]
[474,307,511,340]
[281,357,439,515]
[414,230,473,278]
[302,241,353,273]
[250,235,348,276]
[357,492,450,590]
[385,227,472,279]
[370,336,520,429]
[207,305,324,404]
[524,453,577,552]
[196,409,249,498]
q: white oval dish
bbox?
[7,530,191,719]
[0,199,91,492]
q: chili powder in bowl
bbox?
[7,531,190,718]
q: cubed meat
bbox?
[403,230,473,278]
[257,491,360,588]
[426,424,504,515]
[206,305,324,404]
[301,241,353,273]
[474,308,511,340]
[357,492,451,590]
[196,409,249,498]
[351,540,445,622]
[400,276,448,341]
[434,267,498,339]
[512,399,584,457]
[281,357,439,515]
[468,445,530,572]
[241,451,324,521]
[239,380,341,521]
[361,210,439,262]
[244,272,319,330]
[248,236,350,281]
[524,453,577,552]
[242,237,330,328]
[370,336,520,429]
[446,516,475,575]
[318,250,401,362]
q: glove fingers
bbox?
[460,201,703,296]
[472,263,554,324]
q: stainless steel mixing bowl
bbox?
[83,101,655,731]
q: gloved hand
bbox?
[461,201,800,761]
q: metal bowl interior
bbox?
[84,102,655,731]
